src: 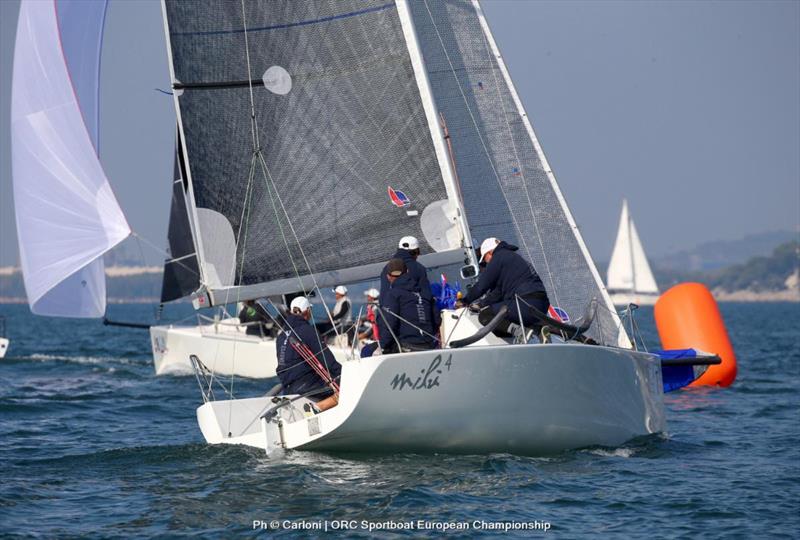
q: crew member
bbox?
[377,259,437,354]
[460,237,550,338]
[238,299,272,337]
[277,296,341,412]
[316,285,352,341]
[380,236,432,302]
[357,288,381,342]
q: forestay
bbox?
[162,0,471,304]
[11,0,130,317]
[407,0,627,346]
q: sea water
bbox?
[0,303,798,538]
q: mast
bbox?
[159,0,208,305]
[395,0,478,271]
[625,200,637,295]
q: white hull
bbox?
[197,344,665,456]
[610,292,659,307]
[150,321,348,378]
[0,338,8,359]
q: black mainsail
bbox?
[162,0,470,306]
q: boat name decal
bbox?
[389,354,451,391]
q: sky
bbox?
[1,0,798,268]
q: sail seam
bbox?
[170,3,395,37]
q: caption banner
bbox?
[253,519,552,533]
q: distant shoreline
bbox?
[0,294,796,305]
[0,297,161,305]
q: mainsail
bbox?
[607,199,659,295]
[11,0,130,317]
[161,0,472,306]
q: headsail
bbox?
[161,0,473,305]
[11,0,130,317]
[160,133,201,303]
[407,0,627,346]
[607,200,658,295]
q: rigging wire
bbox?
[237,0,339,388]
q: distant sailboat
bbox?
[0,316,8,359]
[607,200,660,306]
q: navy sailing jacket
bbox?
[377,273,436,350]
[462,242,547,305]
[276,314,341,396]
[379,249,432,301]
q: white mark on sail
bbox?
[262,66,292,95]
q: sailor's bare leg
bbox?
[316,393,339,412]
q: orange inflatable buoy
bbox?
[654,282,737,387]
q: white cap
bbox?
[398,235,419,250]
[290,296,312,313]
[364,288,380,299]
[479,237,499,262]
[333,285,348,295]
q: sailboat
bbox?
[148,134,352,377]
[9,0,347,379]
[606,200,660,306]
[155,0,667,456]
[0,317,8,359]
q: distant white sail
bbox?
[607,200,658,295]
[11,0,129,317]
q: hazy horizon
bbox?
[1,0,798,268]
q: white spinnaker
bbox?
[11,1,130,317]
[607,200,634,291]
[629,218,659,294]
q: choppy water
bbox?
[0,302,798,538]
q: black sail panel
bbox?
[160,135,201,303]
[163,1,458,296]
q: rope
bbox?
[379,305,439,342]
[263,300,342,379]
[443,305,469,346]
[255,152,342,373]
[222,1,340,407]
[240,0,261,153]
[130,232,200,278]
[288,339,340,394]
